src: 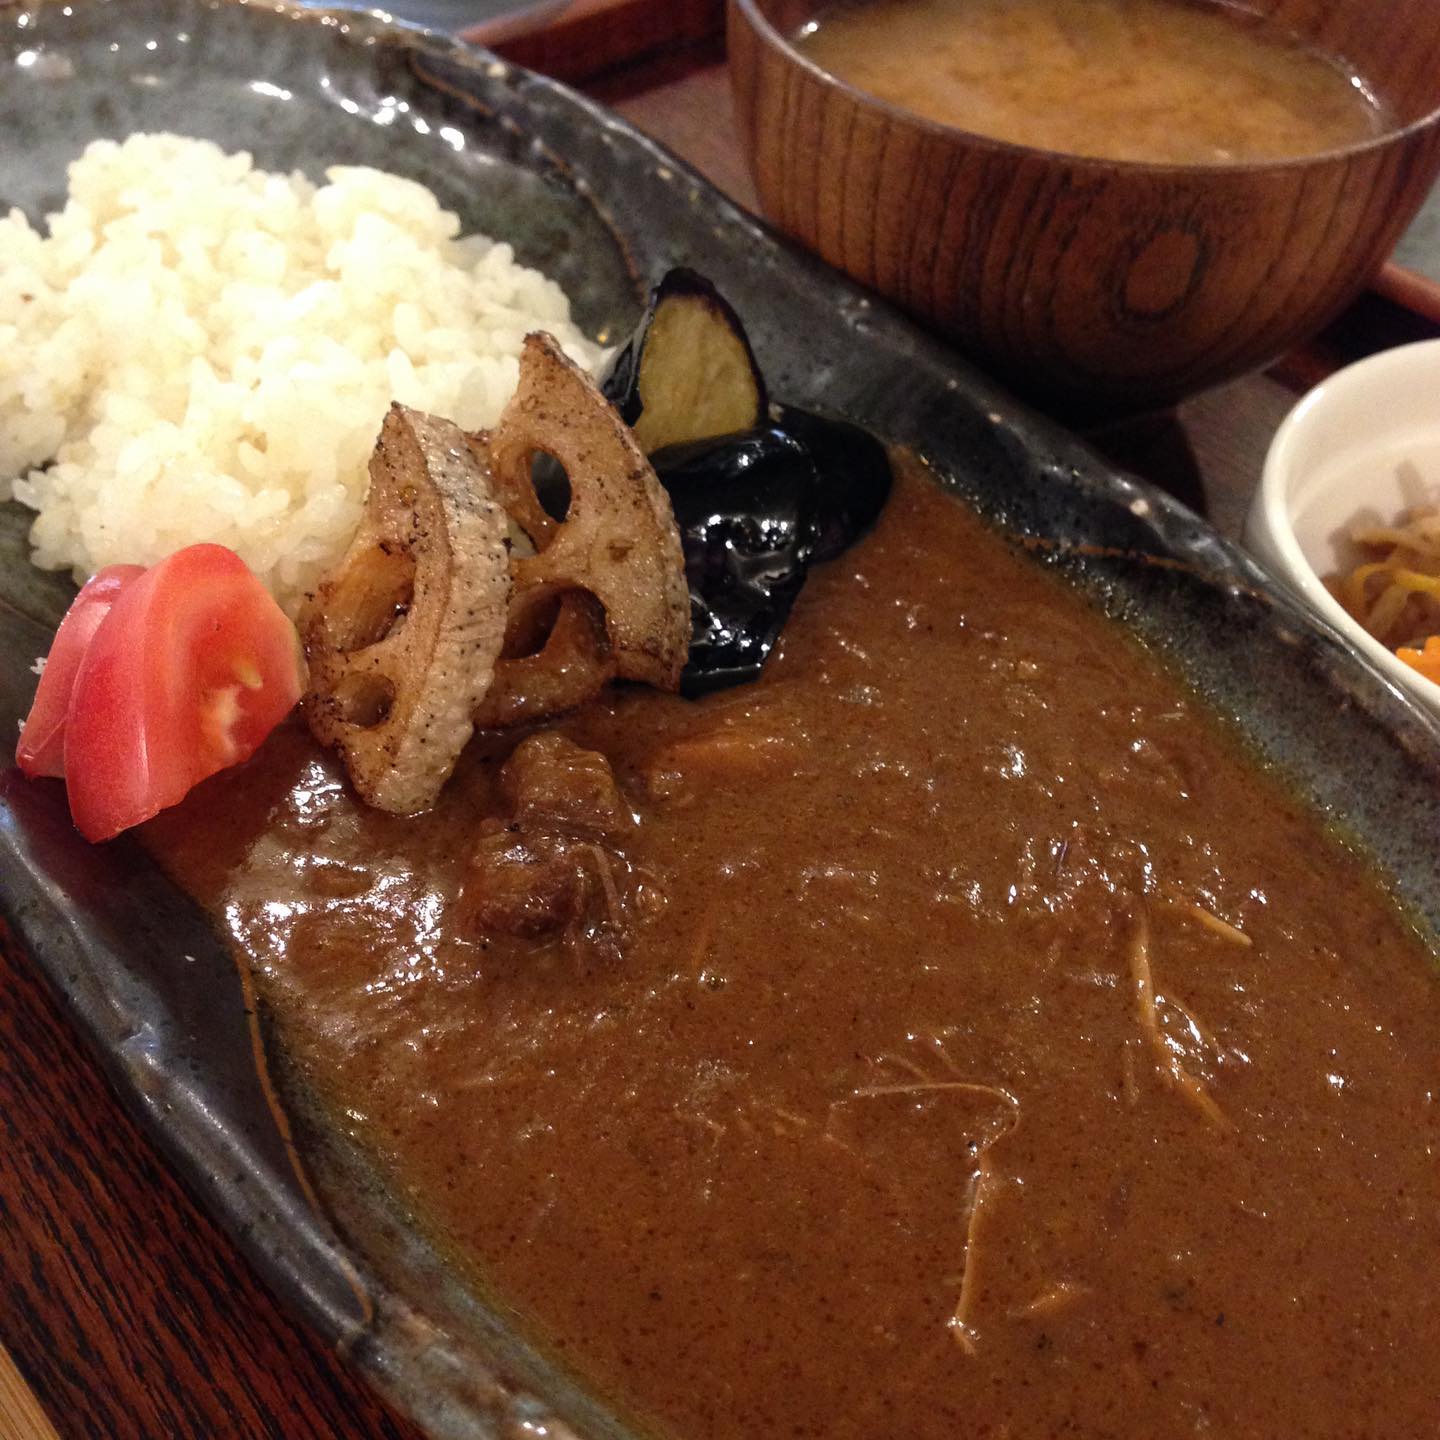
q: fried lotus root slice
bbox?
[488,332,692,692]
[474,590,617,729]
[300,403,510,814]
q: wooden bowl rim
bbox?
[730,0,1440,176]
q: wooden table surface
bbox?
[2,33,1438,1440]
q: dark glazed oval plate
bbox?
[1,2,1438,1437]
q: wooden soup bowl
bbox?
[728,0,1440,416]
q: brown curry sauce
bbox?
[148,467,1440,1438]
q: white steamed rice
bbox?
[0,132,604,609]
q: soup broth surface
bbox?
[797,0,1386,164]
[149,465,1440,1440]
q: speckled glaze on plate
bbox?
[1,2,1438,1437]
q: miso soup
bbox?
[796,0,1387,165]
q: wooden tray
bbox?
[466,0,726,84]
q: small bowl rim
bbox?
[1256,336,1440,712]
[730,0,1440,176]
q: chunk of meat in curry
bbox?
[461,734,634,940]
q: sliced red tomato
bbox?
[61,544,305,843]
[16,564,146,779]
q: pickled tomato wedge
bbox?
[16,564,145,779]
[18,544,304,843]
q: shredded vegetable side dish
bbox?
[1329,479,1440,684]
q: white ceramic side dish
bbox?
[1248,337,1440,721]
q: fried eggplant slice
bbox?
[773,403,893,563]
[651,426,821,697]
[651,413,892,696]
[300,403,510,814]
[489,332,691,693]
[602,268,766,454]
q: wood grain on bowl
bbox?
[727,0,1440,415]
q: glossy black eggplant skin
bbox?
[600,269,892,695]
[602,330,640,427]
[774,404,893,563]
[651,428,820,698]
[651,410,895,696]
